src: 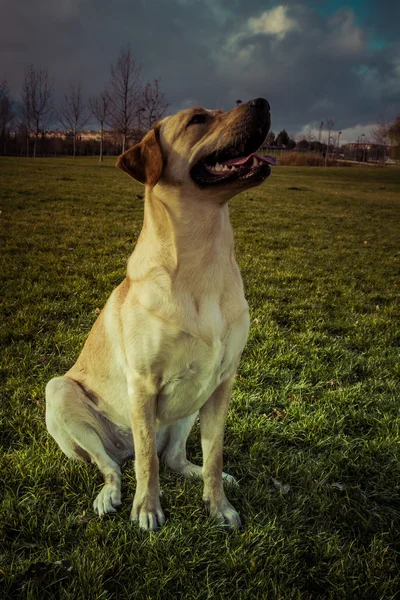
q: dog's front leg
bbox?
[129,379,165,531]
[200,378,241,529]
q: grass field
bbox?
[1,157,399,599]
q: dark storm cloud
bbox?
[0,0,399,134]
[212,4,397,131]
[366,0,400,43]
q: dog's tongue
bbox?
[222,152,277,167]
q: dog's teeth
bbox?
[215,163,223,172]
[231,166,237,172]
[252,157,258,167]
[222,165,229,172]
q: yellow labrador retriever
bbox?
[46,98,275,530]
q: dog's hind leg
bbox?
[162,413,203,478]
[162,413,237,485]
[45,376,125,516]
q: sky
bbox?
[1,0,399,144]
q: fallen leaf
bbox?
[272,408,286,419]
[262,408,286,420]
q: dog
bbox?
[45,98,275,530]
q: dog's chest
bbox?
[155,308,249,424]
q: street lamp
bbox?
[336,131,342,158]
[356,135,360,162]
[361,133,366,162]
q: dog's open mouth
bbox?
[190,137,277,187]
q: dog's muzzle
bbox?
[190,97,276,187]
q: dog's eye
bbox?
[187,113,208,126]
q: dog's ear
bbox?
[116,126,163,187]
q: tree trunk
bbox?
[100,123,103,163]
[324,135,330,167]
[73,129,76,159]
[33,135,37,158]
[26,134,29,158]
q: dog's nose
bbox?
[248,98,270,113]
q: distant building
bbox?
[26,129,102,141]
[79,130,101,142]
[341,142,389,162]
[388,135,400,159]
[342,142,388,152]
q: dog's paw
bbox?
[204,498,241,529]
[93,484,122,517]
[130,496,165,531]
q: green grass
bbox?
[1,157,399,599]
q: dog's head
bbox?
[117,98,276,201]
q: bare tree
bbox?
[371,120,388,145]
[371,117,390,146]
[0,79,14,154]
[266,131,275,147]
[325,117,334,166]
[306,128,315,150]
[59,80,88,158]
[108,45,142,153]
[19,80,33,157]
[141,79,170,132]
[89,89,110,163]
[317,120,324,153]
[21,65,53,158]
[388,115,400,145]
